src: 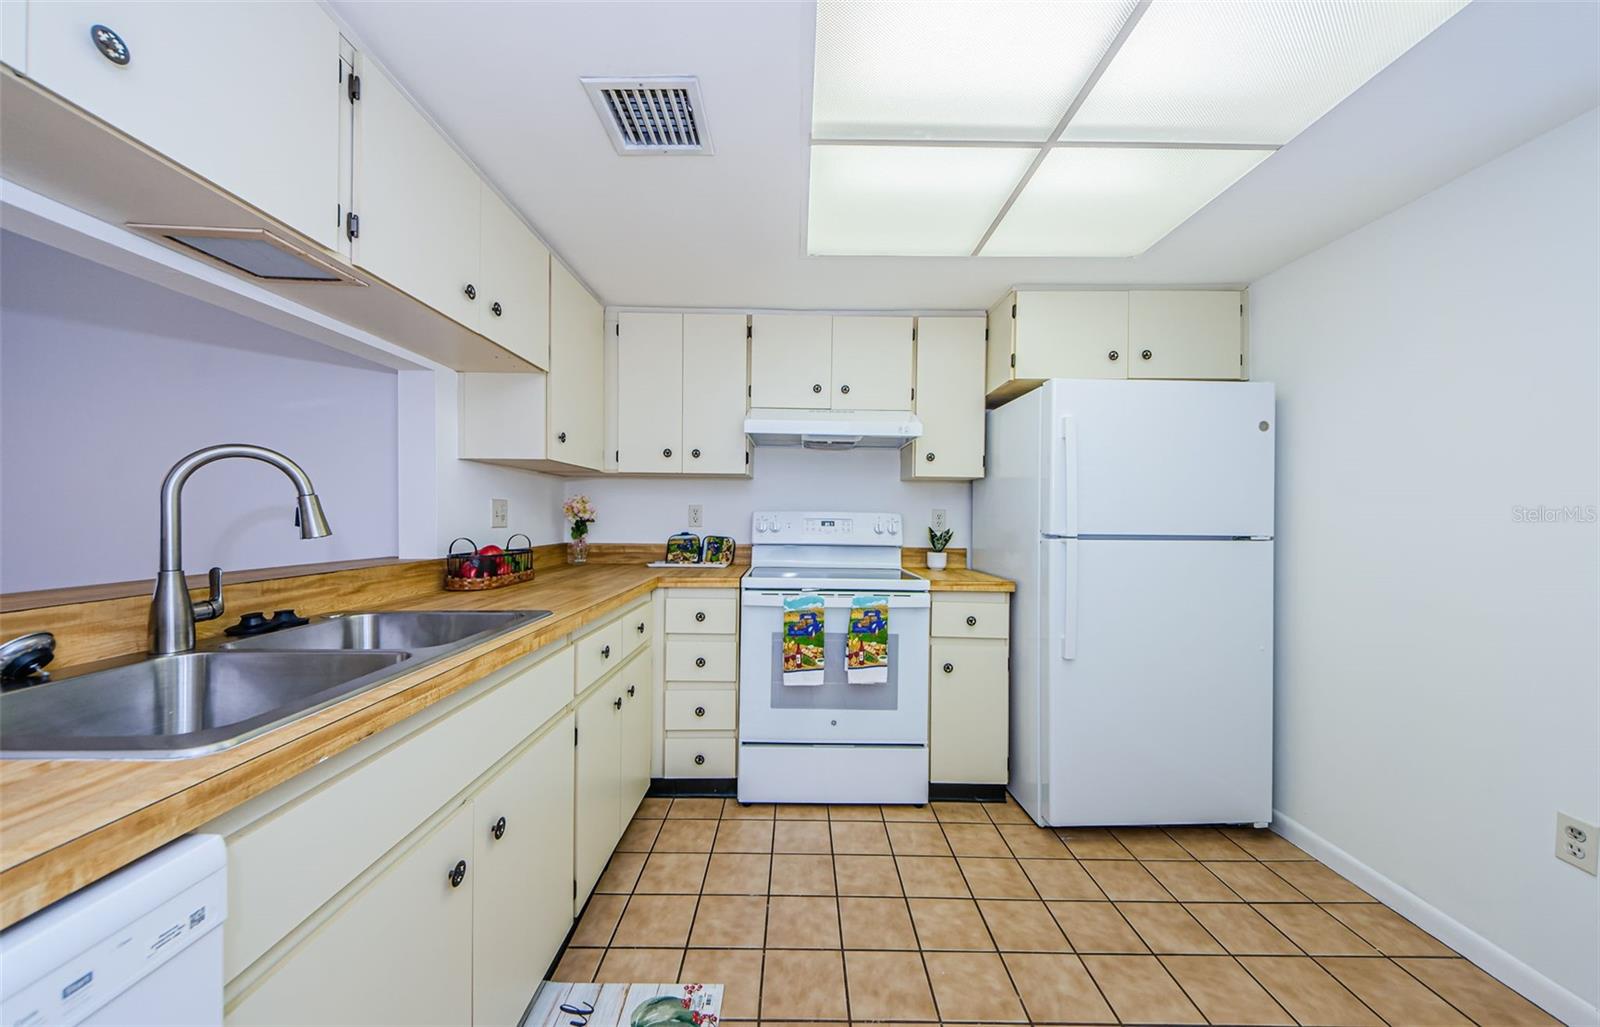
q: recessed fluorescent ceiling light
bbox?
[808,145,1037,256]
[984,147,1273,257]
[807,0,1467,257]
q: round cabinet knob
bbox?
[694,753,706,766]
[1108,350,1120,361]
[840,384,851,395]
[695,656,706,668]
[637,621,646,633]
[491,816,506,840]
[601,645,611,658]
[90,24,131,65]
[694,706,706,718]
[1141,349,1153,361]
[812,383,822,394]
[628,685,636,697]
[695,611,706,622]
[943,662,954,674]
[557,432,567,443]
[448,860,467,887]
[491,301,504,317]
[966,615,977,627]
[926,452,936,462]
[463,283,476,300]
[691,448,701,459]
[613,696,622,710]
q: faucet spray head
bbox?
[296,494,332,539]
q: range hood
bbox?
[744,408,922,450]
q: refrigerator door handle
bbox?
[1048,415,1079,537]
[1053,539,1080,660]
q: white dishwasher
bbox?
[1,835,227,1026]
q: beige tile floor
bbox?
[549,796,1563,1026]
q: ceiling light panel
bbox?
[812,0,1137,141]
[1062,0,1468,144]
[808,145,1037,255]
[983,147,1271,257]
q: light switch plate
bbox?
[491,498,509,529]
[1557,813,1597,874]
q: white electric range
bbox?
[738,511,931,804]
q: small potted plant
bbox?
[927,526,954,570]
[564,494,596,564]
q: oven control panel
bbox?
[752,511,901,543]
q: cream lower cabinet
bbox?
[661,589,738,779]
[575,631,652,909]
[928,594,1011,787]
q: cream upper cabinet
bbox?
[477,184,550,369]
[471,720,574,1027]
[904,316,985,480]
[547,260,605,470]
[616,313,685,473]
[354,61,480,328]
[750,314,831,408]
[986,291,1129,405]
[24,2,341,250]
[681,314,750,475]
[831,316,914,411]
[1128,291,1244,380]
[228,803,475,1027]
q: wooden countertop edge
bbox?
[0,562,1011,927]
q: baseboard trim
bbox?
[930,782,1007,802]
[1271,810,1597,1027]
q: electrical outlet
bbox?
[688,504,703,529]
[1556,813,1598,874]
[931,509,948,533]
[490,498,509,529]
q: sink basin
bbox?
[218,610,548,652]
[1,651,409,759]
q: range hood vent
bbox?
[582,77,712,155]
[744,409,921,450]
[126,225,363,285]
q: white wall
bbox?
[1249,109,1599,1015]
[565,447,972,551]
[0,232,399,591]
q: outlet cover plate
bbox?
[931,509,948,533]
[491,498,509,530]
[688,504,704,529]
[1557,812,1598,874]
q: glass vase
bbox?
[567,537,589,565]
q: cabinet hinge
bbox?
[615,449,620,463]
[573,879,578,899]
[984,327,989,342]
[911,326,917,342]
[910,387,916,401]
[347,72,361,104]
[574,725,579,746]
[746,385,751,398]
[615,323,620,336]
[345,211,360,241]
[745,451,750,465]
[746,324,752,339]
[1239,354,1244,366]
[1009,353,1016,368]
[1011,303,1017,319]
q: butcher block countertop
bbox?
[0,554,1010,928]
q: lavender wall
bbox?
[0,232,401,592]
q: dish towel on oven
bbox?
[782,595,825,686]
[847,595,889,684]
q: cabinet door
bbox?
[985,292,1017,394]
[908,317,985,479]
[478,184,551,369]
[929,639,1010,785]
[355,62,480,327]
[750,314,831,408]
[26,2,340,249]
[682,314,750,475]
[616,313,684,473]
[831,316,913,410]
[1128,291,1243,380]
[228,804,474,1027]
[1015,292,1128,380]
[473,718,575,1027]
[574,685,623,907]
[619,655,653,823]
[548,260,605,470]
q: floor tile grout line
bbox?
[939,813,1044,1023]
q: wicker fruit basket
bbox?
[444,535,536,591]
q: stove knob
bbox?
[887,521,899,535]
[873,521,884,535]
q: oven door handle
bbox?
[741,591,931,610]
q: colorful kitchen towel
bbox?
[847,595,890,684]
[782,594,825,686]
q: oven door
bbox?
[739,590,930,745]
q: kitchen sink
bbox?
[0,650,409,759]
[1,609,552,759]
[218,610,544,653]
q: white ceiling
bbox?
[328,1,1599,311]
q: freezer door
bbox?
[1042,538,1272,826]
[1044,379,1274,538]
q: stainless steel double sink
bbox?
[0,610,552,760]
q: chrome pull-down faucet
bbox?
[149,444,332,655]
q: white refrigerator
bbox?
[973,379,1275,827]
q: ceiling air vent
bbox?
[582,77,712,155]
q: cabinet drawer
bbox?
[665,734,736,777]
[931,597,1009,639]
[665,636,737,682]
[664,594,738,634]
[618,603,651,659]
[575,617,624,692]
[930,639,1010,785]
[664,689,736,732]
